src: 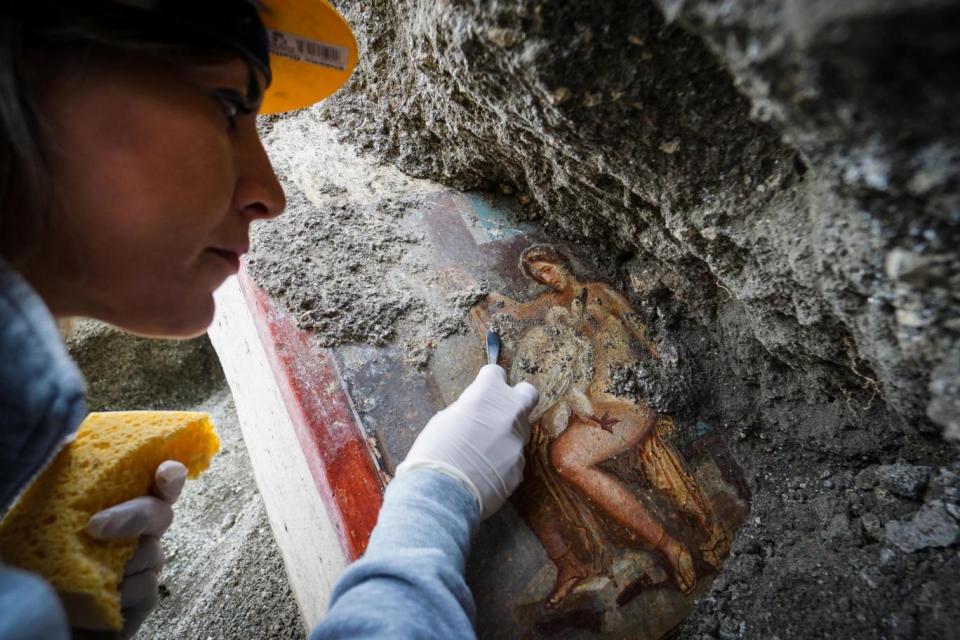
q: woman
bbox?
[1,3,537,639]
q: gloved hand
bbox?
[396,365,539,519]
[83,460,187,639]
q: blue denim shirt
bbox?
[0,259,481,639]
[0,260,87,513]
[310,469,480,639]
[0,259,84,639]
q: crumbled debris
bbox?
[885,501,960,553]
[877,464,932,501]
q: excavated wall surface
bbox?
[257,1,958,637]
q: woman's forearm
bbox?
[309,469,481,640]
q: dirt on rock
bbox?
[317,0,959,436]
[249,113,495,368]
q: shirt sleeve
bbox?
[309,468,481,640]
[0,565,70,640]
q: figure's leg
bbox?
[550,402,696,592]
[539,516,593,606]
[514,470,593,606]
[514,425,595,606]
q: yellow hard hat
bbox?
[100,0,357,114]
[257,0,358,114]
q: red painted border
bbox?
[238,268,384,559]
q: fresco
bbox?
[329,193,750,638]
[469,243,730,598]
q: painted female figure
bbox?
[476,244,730,603]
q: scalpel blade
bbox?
[486,330,501,366]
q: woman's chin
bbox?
[106,294,216,339]
[161,297,217,338]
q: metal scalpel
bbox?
[486,329,501,366]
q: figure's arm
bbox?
[486,292,556,322]
[467,305,491,340]
[600,286,658,357]
[484,291,520,315]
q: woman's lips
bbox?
[207,247,241,273]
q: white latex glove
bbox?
[396,364,539,519]
[82,460,187,639]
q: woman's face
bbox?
[19,49,285,337]
[529,260,569,291]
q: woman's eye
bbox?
[213,90,250,129]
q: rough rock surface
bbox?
[886,499,960,553]
[275,0,959,637]
[249,115,490,367]
[877,462,932,500]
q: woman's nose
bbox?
[234,130,286,221]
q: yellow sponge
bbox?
[0,411,220,630]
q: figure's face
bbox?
[529,260,569,291]
[19,49,285,337]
